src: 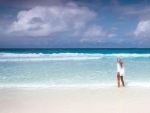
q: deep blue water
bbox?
[0,48,150,54]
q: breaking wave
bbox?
[0,53,150,61]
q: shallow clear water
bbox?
[0,49,150,87]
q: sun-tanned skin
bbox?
[121,76,125,87]
[117,72,120,87]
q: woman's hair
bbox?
[117,58,120,62]
[118,58,123,68]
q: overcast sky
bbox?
[0,0,150,48]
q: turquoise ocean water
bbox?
[0,48,150,88]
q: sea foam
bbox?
[0,53,150,62]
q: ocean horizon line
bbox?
[0,48,150,50]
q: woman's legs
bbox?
[121,76,125,87]
[117,73,120,87]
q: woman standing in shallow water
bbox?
[117,58,125,87]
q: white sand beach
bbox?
[0,87,150,113]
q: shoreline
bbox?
[0,87,150,113]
